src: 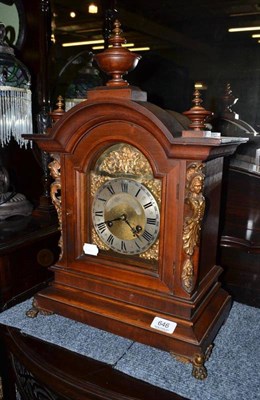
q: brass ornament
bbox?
[181,259,194,292]
[90,172,110,197]
[49,154,63,258]
[181,163,205,293]
[140,239,159,260]
[97,144,153,177]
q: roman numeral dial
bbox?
[92,178,160,255]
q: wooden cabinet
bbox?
[0,0,57,312]
[0,216,59,310]
[219,166,260,307]
[0,324,186,400]
[213,85,260,308]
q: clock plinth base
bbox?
[31,280,231,379]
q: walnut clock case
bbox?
[27,22,245,379]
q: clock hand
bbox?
[104,214,143,238]
[104,214,126,227]
[123,216,143,238]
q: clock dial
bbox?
[92,178,160,255]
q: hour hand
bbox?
[104,214,126,227]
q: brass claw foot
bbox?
[192,345,213,380]
[26,305,40,318]
[26,299,53,318]
[192,355,208,380]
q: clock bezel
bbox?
[91,177,160,256]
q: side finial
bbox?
[183,89,212,131]
[49,95,65,126]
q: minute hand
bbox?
[123,217,142,238]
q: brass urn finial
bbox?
[94,19,141,87]
[183,89,212,131]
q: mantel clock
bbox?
[27,21,246,379]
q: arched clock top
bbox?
[30,97,179,155]
[70,123,172,177]
[28,95,232,166]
